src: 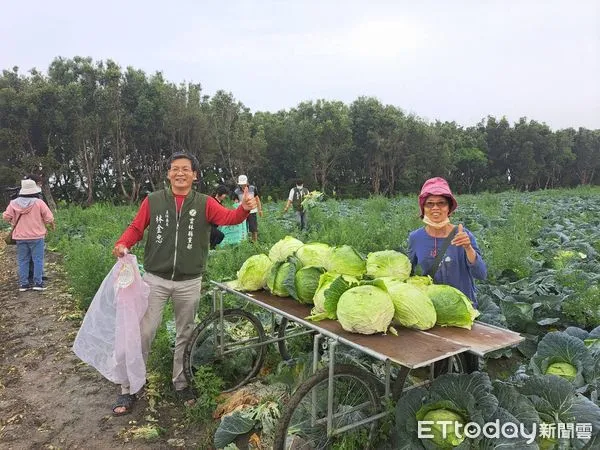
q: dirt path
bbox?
[0,237,209,449]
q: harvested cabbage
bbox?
[268,236,303,263]
[379,278,436,330]
[295,242,332,267]
[294,266,325,304]
[328,245,366,278]
[235,254,273,291]
[267,261,297,297]
[336,285,394,334]
[426,284,479,329]
[366,250,411,280]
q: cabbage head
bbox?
[539,431,558,450]
[419,408,466,448]
[529,332,594,388]
[552,249,586,269]
[296,242,332,267]
[336,285,394,334]
[309,272,359,321]
[236,254,273,291]
[366,250,411,280]
[267,261,297,297]
[406,275,433,290]
[379,278,436,330]
[426,284,480,329]
[268,236,304,263]
[294,266,325,304]
[328,245,366,278]
[546,362,578,381]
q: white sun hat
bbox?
[19,179,42,195]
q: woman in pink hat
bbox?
[408,177,487,307]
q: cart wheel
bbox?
[273,364,382,450]
[276,318,317,361]
[183,309,266,392]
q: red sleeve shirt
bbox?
[116,195,250,249]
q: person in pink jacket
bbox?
[3,179,55,291]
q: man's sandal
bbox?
[176,386,196,407]
[112,394,136,416]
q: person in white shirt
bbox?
[283,179,309,230]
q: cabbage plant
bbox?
[426,284,480,330]
[366,250,411,280]
[552,249,587,269]
[529,331,597,390]
[336,285,394,334]
[396,372,543,449]
[268,236,304,263]
[564,325,600,356]
[518,375,600,448]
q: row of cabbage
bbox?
[226,236,479,334]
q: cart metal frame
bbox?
[199,281,524,445]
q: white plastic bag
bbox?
[73,254,150,394]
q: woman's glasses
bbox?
[424,201,449,209]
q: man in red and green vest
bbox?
[111,152,256,415]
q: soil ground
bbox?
[0,236,211,450]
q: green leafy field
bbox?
[47,186,600,448]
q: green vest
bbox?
[144,189,209,281]
[292,187,309,211]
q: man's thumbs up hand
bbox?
[241,186,257,211]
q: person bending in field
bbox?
[110,152,256,416]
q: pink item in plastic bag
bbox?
[72,254,149,394]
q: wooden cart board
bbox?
[215,284,524,368]
[234,289,470,369]
[420,322,524,357]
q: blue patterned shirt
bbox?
[408,226,487,306]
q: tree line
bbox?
[1,56,598,209]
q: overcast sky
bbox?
[2,0,598,130]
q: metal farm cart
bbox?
[183,281,523,449]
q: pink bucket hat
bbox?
[418,177,458,217]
